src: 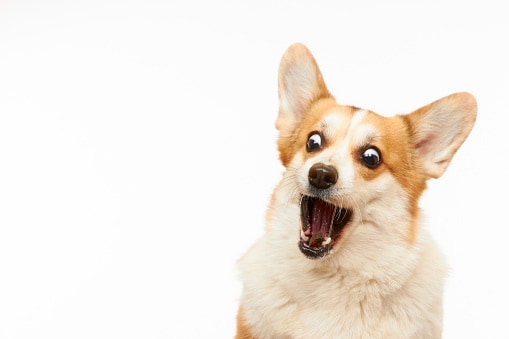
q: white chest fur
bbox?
[238,218,446,339]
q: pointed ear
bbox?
[276,43,331,133]
[404,92,477,179]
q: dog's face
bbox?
[283,102,424,259]
[275,44,477,260]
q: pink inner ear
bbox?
[415,133,437,157]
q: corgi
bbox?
[236,43,477,339]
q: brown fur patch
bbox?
[235,307,255,339]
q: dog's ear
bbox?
[404,92,477,179]
[276,43,331,133]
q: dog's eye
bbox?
[361,147,382,169]
[306,132,323,152]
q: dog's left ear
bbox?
[277,43,331,133]
[404,92,477,179]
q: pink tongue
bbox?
[309,199,335,247]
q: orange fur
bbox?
[235,307,255,339]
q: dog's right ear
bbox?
[404,92,477,179]
[276,43,331,134]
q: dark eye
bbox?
[361,147,382,169]
[306,132,323,152]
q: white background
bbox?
[0,1,508,338]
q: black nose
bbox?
[308,163,338,189]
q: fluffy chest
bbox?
[264,263,384,335]
[238,228,444,338]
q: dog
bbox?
[235,43,477,338]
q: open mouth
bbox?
[299,195,352,259]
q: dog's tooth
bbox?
[322,237,332,246]
[301,230,309,241]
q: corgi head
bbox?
[275,43,477,260]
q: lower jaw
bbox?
[298,240,334,259]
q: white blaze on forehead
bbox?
[320,113,348,139]
[320,109,368,140]
[337,109,368,154]
[347,109,368,136]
